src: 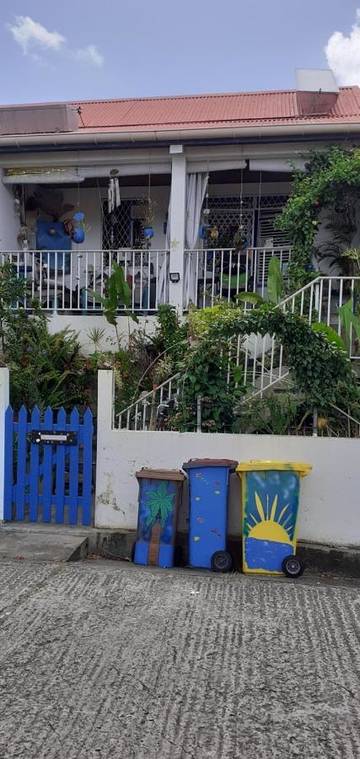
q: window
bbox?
[102,199,143,249]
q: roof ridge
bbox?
[70,85,359,108]
[72,89,298,107]
[0,86,358,111]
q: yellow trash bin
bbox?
[237,461,312,577]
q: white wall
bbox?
[48,313,157,353]
[60,185,170,252]
[95,372,360,547]
[0,368,9,521]
[0,173,19,249]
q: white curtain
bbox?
[156,192,171,305]
[184,172,208,307]
[165,191,171,250]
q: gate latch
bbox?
[29,430,78,446]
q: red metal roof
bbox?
[71,87,360,133]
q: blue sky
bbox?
[0,1,359,104]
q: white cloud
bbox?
[325,9,360,85]
[75,45,104,68]
[7,15,104,68]
[8,16,65,53]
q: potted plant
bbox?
[142,197,157,239]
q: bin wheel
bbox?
[282,555,304,578]
[131,542,136,563]
[211,550,233,573]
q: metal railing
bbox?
[240,276,360,402]
[183,246,292,309]
[279,276,360,359]
[116,275,360,432]
[116,373,182,431]
[116,341,289,431]
[0,249,170,312]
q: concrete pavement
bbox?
[0,559,359,758]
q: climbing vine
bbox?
[171,304,359,432]
[277,146,360,289]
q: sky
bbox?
[0,1,360,104]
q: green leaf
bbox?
[312,322,346,350]
[88,290,107,306]
[104,308,117,326]
[338,299,360,345]
[267,256,284,305]
[236,292,265,306]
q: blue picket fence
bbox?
[4,405,93,526]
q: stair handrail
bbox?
[116,372,181,426]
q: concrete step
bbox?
[0,523,137,563]
[0,524,90,562]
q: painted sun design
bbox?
[246,492,294,544]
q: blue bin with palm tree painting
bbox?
[183,459,237,572]
[237,461,312,578]
[134,469,185,568]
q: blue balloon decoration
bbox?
[72,228,85,244]
[72,210,86,244]
[73,211,85,222]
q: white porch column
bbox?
[0,173,19,250]
[0,368,9,521]
[97,370,114,431]
[169,145,186,313]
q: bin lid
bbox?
[136,468,186,482]
[183,459,237,471]
[236,460,312,476]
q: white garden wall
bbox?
[95,371,360,547]
[48,314,157,354]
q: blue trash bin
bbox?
[183,459,237,572]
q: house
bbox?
[0,68,359,353]
[1,70,360,540]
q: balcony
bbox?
[0,249,170,313]
[183,247,292,309]
[0,246,292,313]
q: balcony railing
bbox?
[183,246,292,309]
[280,276,360,359]
[0,249,170,312]
[0,246,292,314]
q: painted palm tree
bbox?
[145,482,175,565]
[145,482,174,529]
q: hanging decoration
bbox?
[71,210,86,244]
[142,162,155,242]
[233,168,247,251]
[108,175,121,213]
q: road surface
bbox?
[0,559,359,758]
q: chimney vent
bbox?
[0,104,79,136]
[296,69,339,116]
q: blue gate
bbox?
[4,405,93,526]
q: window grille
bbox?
[257,196,291,248]
[102,199,143,249]
[207,194,290,248]
[207,196,255,248]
